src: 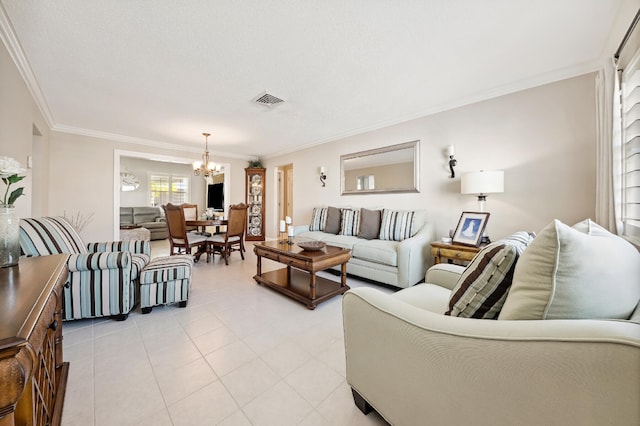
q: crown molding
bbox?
[53,124,253,160]
[0,3,54,128]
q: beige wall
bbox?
[1,34,598,244]
[0,40,50,218]
[47,131,249,241]
[120,157,204,207]
[265,73,597,241]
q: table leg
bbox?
[341,262,347,287]
[310,272,317,300]
[256,255,262,277]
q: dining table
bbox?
[185,218,229,262]
[185,218,228,235]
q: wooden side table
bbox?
[430,241,482,265]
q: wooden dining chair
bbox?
[181,203,199,233]
[163,203,208,262]
[208,203,248,265]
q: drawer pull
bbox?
[49,320,59,331]
[456,253,462,257]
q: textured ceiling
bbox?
[0,0,633,158]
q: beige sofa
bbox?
[294,208,434,288]
[343,219,640,425]
[119,206,168,240]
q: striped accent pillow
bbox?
[340,209,360,236]
[309,207,328,231]
[378,209,415,241]
[445,232,534,319]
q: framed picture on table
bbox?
[452,211,490,247]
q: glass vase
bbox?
[0,205,20,267]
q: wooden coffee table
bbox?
[253,240,351,310]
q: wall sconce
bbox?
[447,145,457,178]
[319,166,327,187]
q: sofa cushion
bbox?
[379,209,415,241]
[499,219,640,320]
[340,209,360,236]
[358,208,381,240]
[132,207,163,225]
[446,232,534,319]
[351,239,398,267]
[324,206,342,234]
[321,234,360,250]
[296,231,330,242]
[309,207,328,231]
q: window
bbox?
[150,174,189,206]
[620,50,640,244]
[616,12,640,246]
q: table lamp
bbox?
[461,170,504,243]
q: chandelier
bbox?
[193,132,220,177]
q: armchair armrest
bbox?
[67,252,131,272]
[87,240,151,256]
[343,287,640,426]
[425,263,465,290]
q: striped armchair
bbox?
[19,217,151,321]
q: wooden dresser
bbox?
[0,255,69,426]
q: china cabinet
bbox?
[245,167,266,241]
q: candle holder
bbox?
[279,231,287,244]
[287,235,294,245]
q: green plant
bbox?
[0,157,27,206]
[248,158,264,168]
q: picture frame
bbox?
[452,211,490,247]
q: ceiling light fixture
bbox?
[193,132,220,177]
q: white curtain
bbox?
[595,58,623,234]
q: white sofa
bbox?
[343,220,640,426]
[293,209,434,288]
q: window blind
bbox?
[621,49,640,243]
[150,174,189,206]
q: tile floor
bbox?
[61,240,392,426]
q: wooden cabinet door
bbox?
[245,168,266,241]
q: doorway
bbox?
[113,149,230,240]
[277,164,293,223]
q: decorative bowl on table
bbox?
[297,241,326,251]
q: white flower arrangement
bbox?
[0,157,27,206]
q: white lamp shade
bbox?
[193,161,202,170]
[461,170,504,195]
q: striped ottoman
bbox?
[139,255,193,314]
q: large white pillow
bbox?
[498,219,640,320]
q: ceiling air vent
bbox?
[254,92,285,107]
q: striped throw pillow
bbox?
[378,209,415,241]
[340,209,360,236]
[445,232,534,319]
[309,207,328,231]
